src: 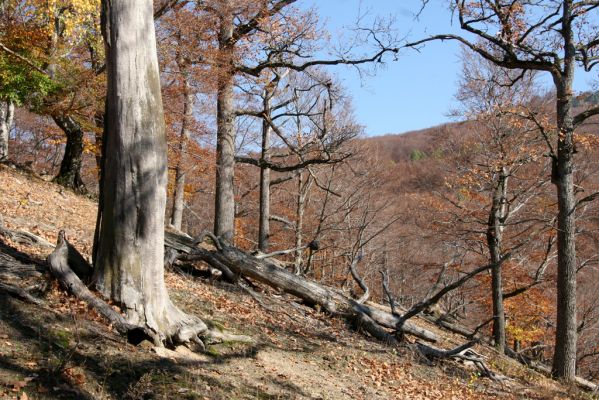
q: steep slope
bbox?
[0,164,595,399]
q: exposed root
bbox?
[0,281,44,305]
[47,230,210,349]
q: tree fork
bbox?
[52,115,86,193]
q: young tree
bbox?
[451,51,550,353]
[235,70,356,252]
[408,0,599,380]
[93,0,206,343]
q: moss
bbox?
[49,328,73,349]
[206,319,227,332]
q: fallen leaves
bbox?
[61,367,86,385]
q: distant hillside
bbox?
[364,121,476,164]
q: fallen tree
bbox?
[164,230,438,343]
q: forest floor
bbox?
[0,164,596,400]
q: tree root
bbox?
[47,231,158,343]
[0,281,44,305]
[47,230,209,348]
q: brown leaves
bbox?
[61,367,86,386]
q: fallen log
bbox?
[165,231,438,343]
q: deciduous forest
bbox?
[0,1,598,399]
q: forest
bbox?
[0,0,598,399]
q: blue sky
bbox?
[303,0,598,136]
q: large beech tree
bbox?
[410,0,599,381]
[93,0,206,343]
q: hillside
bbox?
[0,165,596,399]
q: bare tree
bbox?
[236,70,357,251]
[408,0,599,381]
[205,0,398,243]
[452,51,550,353]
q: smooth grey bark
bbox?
[170,72,194,231]
[93,111,104,178]
[258,88,273,251]
[486,168,508,353]
[94,0,206,344]
[0,100,14,162]
[214,11,236,243]
[293,172,311,274]
[52,115,86,192]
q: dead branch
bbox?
[416,340,508,381]
[349,251,369,304]
[164,232,438,342]
[396,253,511,329]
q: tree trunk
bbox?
[52,115,86,192]
[93,111,104,179]
[170,73,194,231]
[487,168,507,353]
[551,90,578,380]
[214,12,236,243]
[94,0,206,344]
[0,100,14,162]
[293,172,313,275]
[294,172,306,274]
[551,2,578,381]
[258,89,273,252]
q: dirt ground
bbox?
[0,165,595,400]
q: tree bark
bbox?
[214,11,236,243]
[52,115,86,192]
[93,111,104,179]
[170,72,194,231]
[487,168,507,353]
[0,100,14,162]
[94,0,206,345]
[258,87,273,252]
[551,2,578,381]
[294,172,311,274]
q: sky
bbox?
[302,0,598,137]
